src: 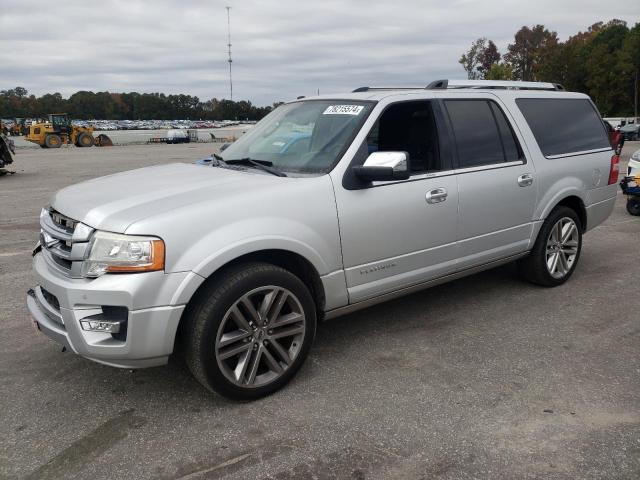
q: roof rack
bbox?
[426,79,565,91]
[352,86,425,92]
[353,80,565,93]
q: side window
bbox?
[445,100,521,168]
[489,102,522,162]
[516,98,610,157]
[366,101,443,173]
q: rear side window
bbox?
[516,98,610,157]
[489,102,520,161]
[444,100,522,168]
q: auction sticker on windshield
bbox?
[323,105,364,115]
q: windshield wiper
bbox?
[208,153,228,167]
[225,158,287,177]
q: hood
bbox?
[51,163,283,232]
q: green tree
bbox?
[617,23,640,117]
[485,63,514,80]
[584,20,629,116]
[477,40,501,79]
[504,25,559,81]
[38,93,67,114]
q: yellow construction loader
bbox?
[10,118,27,136]
[25,114,111,148]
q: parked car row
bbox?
[0,118,256,133]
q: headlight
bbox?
[631,150,640,161]
[82,231,165,278]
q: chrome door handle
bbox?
[517,173,534,187]
[426,188,447,204]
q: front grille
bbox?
[51,210,77,232]
[40,208,93,278]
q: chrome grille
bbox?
[40,208,93,278]
[51,210,76,232]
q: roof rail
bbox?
[352,86,425,92]
[426,79,565,91]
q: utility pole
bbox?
[226,6,233,101]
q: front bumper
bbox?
[27,252,189,368]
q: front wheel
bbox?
[183,263,316,400]
[519,206,582,287]
[44,134,62,148]
[77,132,94,147]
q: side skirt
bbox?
[324,252,528,320]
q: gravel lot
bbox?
[1,142,639,479]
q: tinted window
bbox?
[490,102,521,161]
[367,101,443,173]
[516,98,610,157]
[445,100,508,168]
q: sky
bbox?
[1,0,639,106]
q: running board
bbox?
[324,252,528,320]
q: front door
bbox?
[332,100,459,304]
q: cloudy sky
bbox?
[1,0,638,105]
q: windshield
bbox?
[220,100,373,174]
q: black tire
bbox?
[182,262,317,400]
[627,198,640,216]
[77,132,94,147]
[518,206,583,287]
[44,134,62,148]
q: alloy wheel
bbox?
[545,217,579,279]
[215,286,306,388]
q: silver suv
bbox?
[27,80,619,399]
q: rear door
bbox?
[440,95,537,269]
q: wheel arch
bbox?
[537,189,587,232]
[531,193,587,249]
[553,195,587,232]
[174,248,327,349]
[211,248,326,316]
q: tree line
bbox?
[0,88,278,121]
[460,19,639,117]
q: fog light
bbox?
[80,319,123,333]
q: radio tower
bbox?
[226,6,233,101]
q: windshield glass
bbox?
[220,100,373,174]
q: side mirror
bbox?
[352,151,410,182]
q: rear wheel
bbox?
[627,198,640,216]
[183,262,316,400]
[519,206,582,287]
[44,134,62,148]
[77,132,94,147]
